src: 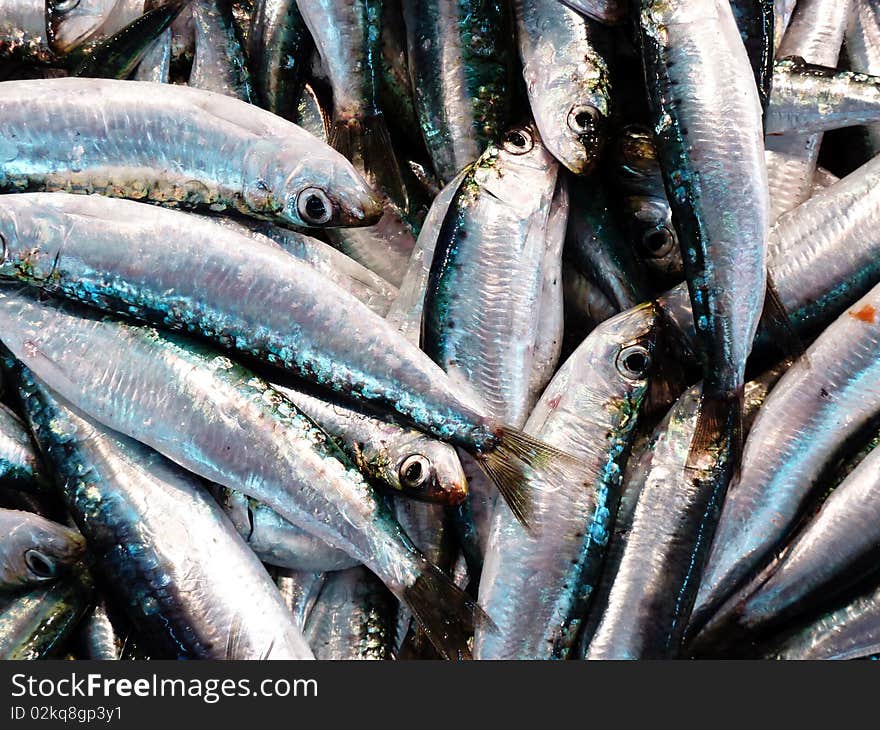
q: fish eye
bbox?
[51,0,81,13]
[24,549,57,580]
[502,128,534,155]
[616,344,652,380]
[296,188,332,225]
[640,225,676,258]
[399,455,430,489]
[568,105,601,136]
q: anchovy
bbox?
[0,403,50,494]
[303,567,396,660]
[639,0,770,467]
[0,192,565,525]
[514,0,611,174]
[189,0,252,101]
[73,1,186,79]
[402,0,513,183]
[423,123,560,431]
[246,0,311,118]
[133,26,172,82]
[0,568,92,659]
[769,580,880,660]
[275,569,325,629]
[729,0,775,115]
[566,176,647,311]
[765,0,851,223]
[0,507,85,591]
[691,280,880,638]
[767,57,880,136]
[272,383,468,504]
[475,303,662,659]
[846,0,880,152]
[0,77,381,228]
[213,487,360,572]
[608,125,682,289]
[0,289,484,659]
[706,432,880,643]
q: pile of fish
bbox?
[1,0,880,661]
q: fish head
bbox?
[0,510,86,592]
[383,434,468,505]
[592,302,662,394]
[471,123,559,209]
[243,140,383,229]
[46,0,119,54]
[622,196,681,277]
[610,125,663,193]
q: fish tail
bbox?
[686,387,744,473]
[329,113,407,211]
[760,274,807,362]
[477,426,590,533]
[402,560,495,661]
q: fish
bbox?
[690,280,880,639]
[0,567,92,659]
[556,0,628,25]
[246,0,311,118]
[189,0,252,101]
[638,0,770,469]
[0,402,51,494]
[0,77,381,227]
[0,192,566,526]
[422,122,560,432]
[9,360,317,659]
[764,0,851,223]
[0,288,486,659]
[475,303,663,659]
[0,507,85,591]
[846,0,880,153]
[303,567,397,660]
[402,0,513,183]
[767,57,880,136]
[514,0,612,174]
[213,487,360,572]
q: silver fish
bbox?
[0,77,381,228]
[846,0,880,152]
[515,0,611,174]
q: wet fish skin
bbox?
[0,0,58,63]
[274,569,325,630]
[846,0,880,152]
[475,303,661,659]
[304,566,396,660]
[402,0,513,183]
[729,0,775,115]
[0,289,482,659]
[133,26,172,82]
[273,383,468,505]
[11,361,317,659]
[246,0,311,118]
[765,0,851,223]
[767,57,880,136]
[556,0,628,25]
[515,0,611,174]
[565,175,648,311]
[423,122,559,430]
[639,0,769,450]
[190,0,252,101]
[0,193,493,456]
[0,77,381,228]
[0,508,85,592]
[213,487,360,572]
[0,402,50,494]
[0,566,92,659]
[585,381,734,659]
[710,439,880,642]
[691,281,880,639]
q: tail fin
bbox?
[330,114,408,211]
[477,427,590,533]
[73,0,188,79]
[402,560,495,661]
[686,388,744,473]
[760,274,807,362]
